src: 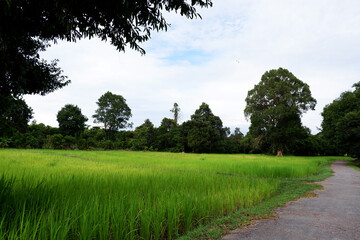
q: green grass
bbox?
[0,149,349,239]
[347,159,360,171]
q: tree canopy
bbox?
[182,102,227,153]
[93,92,132,139]
[1,0,212,98]
[130,119,156,151]
[321,82,360,158]
[57,104,88,137]
[244,68,316,156]
[0,96,32,138]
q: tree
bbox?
[293,132,324,156]
[170,103,181,125]
[234,127,244,138]
[155,117,175,150]
[154,117,183,152]
[57,104,88,137]
[244,68,316,156]
[321,82,360,158]
[24,122,59,149]
[224,128,244,153]
[160,118,177,132]
[182,102,227,153]
[131,119,156,151]
[51,134,65,149]
[0,96,32,138]
[93,92,132,139]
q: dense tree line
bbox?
[0,97,244,153]
[0,107,328,156]
[0,91,329,156]
[321,82,360,158]
[1,69,359,158]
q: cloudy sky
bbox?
[24,0,360,134]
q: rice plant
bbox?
[0,149,343,239]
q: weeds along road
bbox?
[223,160,360,240]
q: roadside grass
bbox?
[0,149,349,239]
[347,159,360,171]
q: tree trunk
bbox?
[277,149,283,157]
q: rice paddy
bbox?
[0,149,345,239]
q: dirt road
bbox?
[223,160,360,240]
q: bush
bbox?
[63,135,76,149]
[0,137,12,148]
[99,140,113,150]
[51,134,64,149]
[26,135,39,149]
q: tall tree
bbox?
[244,68,316,156]
[182,102,227,153]
[321,82,360,158]
[57,104,88,137]
[93,92,132,139]
[170,103,181,125]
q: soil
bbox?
[223,160,360,240]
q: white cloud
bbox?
[25,0,360,134]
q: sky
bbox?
[24,0,360,134]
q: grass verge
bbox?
[179,159,335,240]
[347,159,360,171]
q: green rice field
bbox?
[0,149,346,239]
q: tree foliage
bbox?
[57,104,88,137]
[224,128,244,153]
[1,0,212,97]
[0,95,32,138]
[182,102,227,153]
[170,103,181,125]
[131,119,155,151]
[321,82,360,158]
[245,68,316,156]
[2,97,328,156]
[93,92,132,139]
[154,118,183,152]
